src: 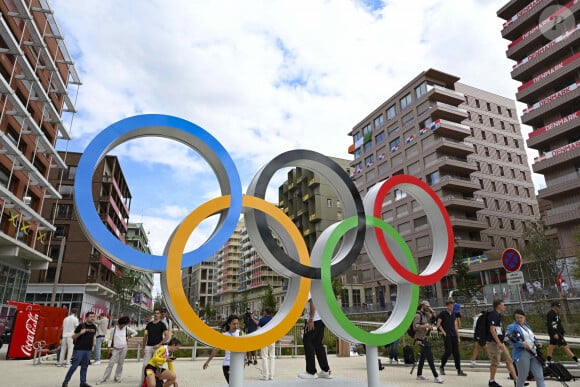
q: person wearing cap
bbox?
[436,300,467,377]
[413,300,443,383]
[546,301,578,363]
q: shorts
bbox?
[486,342,511,366]
[144,364,165,377]
[549,335,567,346]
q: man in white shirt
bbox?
[93,312,109,364]
[57,308,79,367]
[96,316,137,384]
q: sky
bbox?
[48,0,544,290]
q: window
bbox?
[475,99,480,108]
[488,164,493,173]
[514,139,519,148]
[327,198,333,207]
[482,197,487,207]
[416,101,430,115]
[510,219,515,230]
[400,93,412,110]
[491,181,496,191]
[415,82,428,98]
[499,218,504,228]
[478,114,483,124]
[497,106,502,114]
[401,112,414,126]
[494,199,500,210]
[518,203,522,213]
[511,169,516,178]
[499,166,504,176]
[481,130,486,140]
[387,104,397,120]
[388,125,400,136]
[514,186,519,195]
[521,171,526,181]
[479,178,484,188]
[500,121,505,130]
[524,187,530,197]
[363,124,372,137]
[0,166,9,188]
[510,123,515,132]
[496,149,501,159]
[364,155,374,167]
[55,204,73,219]
[426,171,440,186]
[59,184,74,199]
[493,133,497,142]
[364,141,373,153]
[374,115,384,128]
[354,148,362,159]
[507,153,512,162]
[528,204,533,214]
[394,188,407,200]
[503,183,507,193]
[486,216,491,226]
[517,154,523,164]
[507,201,512,212]
[486,102,491,111]
[390,138,401,152]
[507,108,512,117]
[67,166,77,180]
[55,224,68,238]
[375,132,386,144]
[484,146,489,157]
[476,161,481,170]
[489,117,494,127]
[467,111,472,121]
[504,136,509,146]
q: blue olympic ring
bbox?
[74,114,242,272]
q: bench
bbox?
[275,335,299,358]
[32,341,58,365]
[126,337,143,361]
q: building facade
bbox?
[0,1,79,308]
[347,69,539,306]
[497,0,580,259]
[26,152,132,316]
[126,222,154,321]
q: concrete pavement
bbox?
[0,350,574,387]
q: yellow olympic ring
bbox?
[164,195,311,352]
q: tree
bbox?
[261,284,277,312]
[111,268,142,318]
[452,245,479,301]
[569,228,580,280]
[522,220,560,286]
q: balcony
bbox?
[454,238,492,251]
[511,27,580,82]
[426,84,465,105]
[536,174,580,200]
[449,216,488,230]
[435,174,480,193]
[521,82,580,126]
[533,141,580,173]
[425,137,474,157]
[308,177,320,187]
[442,194,485,211]
[500,0,552,41]
[527,110,580,149]
[516,52,580,104]
[427,155,477,175]
[544,203,580,227]
[429,101,469,122]
[309,213,321,222]
[434,119,471,140]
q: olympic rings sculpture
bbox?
[74,114,454,352]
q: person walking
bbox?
[413,300,443,384]
[258,307,275,380]
[57,308,79,367]
[140,309,170,385]
[61,311,98,387]
[144,337,181,387]
[389,339,400,365]
[546,301,578,363]
[203,314,244,383]
[93,312,109,365]
[436,300,467,377]
[96,316,137,384]
[297,293,332,379]
[486,299,518,387]
[244,308,259,365]
[506,309,545,387]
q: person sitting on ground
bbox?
[144,337,181,387]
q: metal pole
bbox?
[229,352,244,387]
[50,236,66,307]
[518,284,524,311]
[365,345,380,387]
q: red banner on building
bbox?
[518,52,580,92]
[529,110,580,139]
[6,301,67,359]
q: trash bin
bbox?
[337,338,350,357]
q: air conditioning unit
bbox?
[23,196,31,205]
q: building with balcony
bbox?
[347,69,539,305]
[498,0,580,259]
[0,1,79,308]
[126,222,154,320]
[25,151,132,315]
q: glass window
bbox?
[401,112,414,126]
[387,104,397,120]
[67,166,77,180]
[426,171,440,186]
[364,141,373,153]
[59,184,74,199]
[400,93,412,110]
[375,132,386,144]
[388,125,400,137]
[365,155,374,167]
[394,188,407,200]
[389,138,401,152]
[354,148,362,159]
[374,115,384,128]
[415,82,428,98]
[55,204,73,219]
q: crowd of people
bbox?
[53,297,579,387]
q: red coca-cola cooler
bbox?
[6,301,67,359]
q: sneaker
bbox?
[488,381,502,387]
[435,376,444,384]
[80,384,93,387]
[457,370,467,376]
[114,378,122,383]
[93,360,101,365]
[298,373,318,379]
[259,376,268,380]
[470,360,477,367]
[96,380,105,385]
[253,359,258,365]
[318,370,332,379]
[64,363,70,368]
[439,366,446,375]
[389,358,393,365]
[417,375,427,380]
[55,363,62,367]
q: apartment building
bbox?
[347,69,539,305]
[497,0,580,259]
[26,152,132,315]
[0,1,79,308]
[126,222,154,318]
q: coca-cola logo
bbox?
[20,311,39,357]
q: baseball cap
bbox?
[420,300,431,308]
[551,301,561,307]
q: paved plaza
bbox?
[0,348,576,387]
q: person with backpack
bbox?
[506,309,545,387]
[471,310,486,367]
[436,300,467,377]
[96,316,138,384]
[413,300,443,384]
[486,299,518,387]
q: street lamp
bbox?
[50,236,66,307]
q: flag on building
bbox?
[391,144,400,152]
[378,153,385,160]
[419,127,427,136]
[406,135,415,143]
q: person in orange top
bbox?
[144,338,181,387]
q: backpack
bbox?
[407,312,421,338]
[474,310,489,346]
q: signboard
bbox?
[507,271,525,285]
[502,248,522,272]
